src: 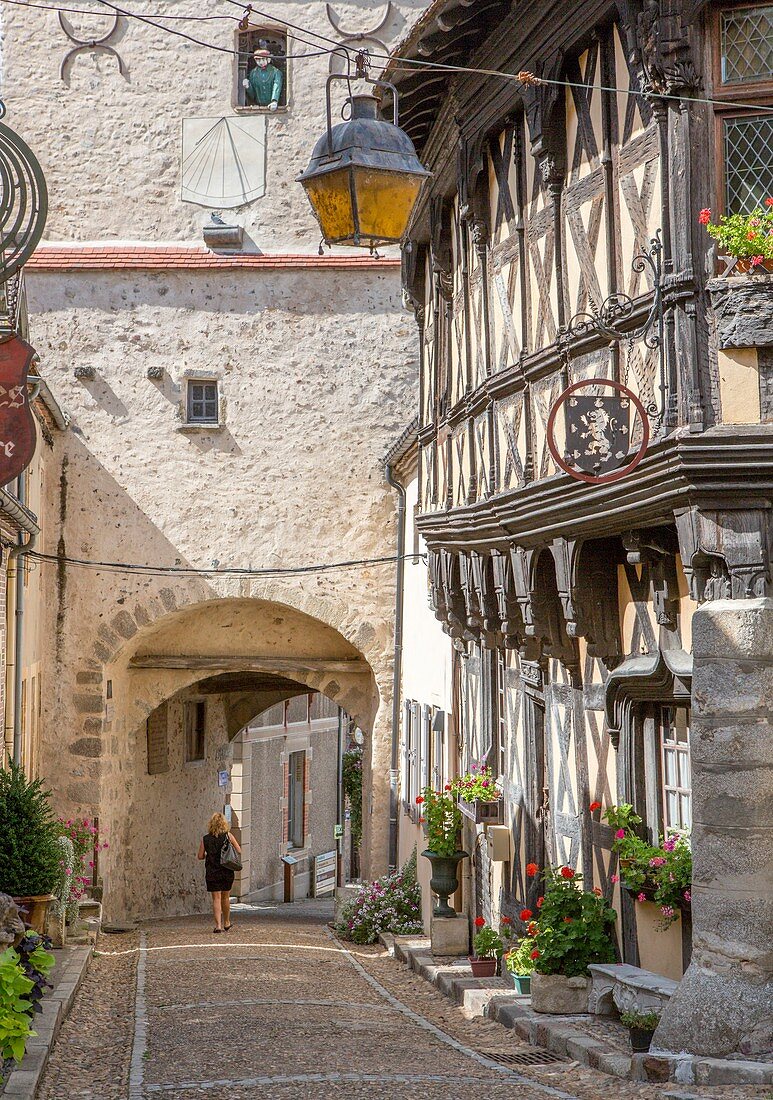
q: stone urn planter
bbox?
[421,850,468,917]
[12,894,56,936]
[468,956,497,978]
[531,972,590,1014]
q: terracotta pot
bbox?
[12,894,56,935]
[468,955,497,978]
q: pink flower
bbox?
[660,905,675,919]
[610,874,620,884]
[698,208,711,225]
[89,861,94,868]
[649,856,666,867]
[663,838,676,852]
[615,829,625,839]
[750,255,764,267]
[683,890,691,902]
[637,892,647,902]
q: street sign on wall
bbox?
[312,850,337,897]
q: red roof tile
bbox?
[26,245,401,272]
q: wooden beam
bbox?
[128,655,370,675]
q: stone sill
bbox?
[175,423,226,434]
[379,936,773,1087]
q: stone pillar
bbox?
[654,599,773,1057]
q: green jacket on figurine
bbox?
[243,48,283,110]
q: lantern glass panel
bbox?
[352,167,424,244]
[301,167,355,242]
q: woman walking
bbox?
[198,812,241,933]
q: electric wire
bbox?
[25,549,425,579]
[2,0,772,116]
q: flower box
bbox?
[457,798,504,825]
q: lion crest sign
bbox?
[546,379,650,485]
[0,335,37,484]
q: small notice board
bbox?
[312,850,337,897]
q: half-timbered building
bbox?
[388,0,772,1026]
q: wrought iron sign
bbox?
[0,103,48,283]
[546,379,650,485]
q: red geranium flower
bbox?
[593,887,602,896]
[474,916,486,928]
[536,896,544,908]
[520,908,533,922]
[698,208,711,225]
[530,949,540,960]
[589,801,601,812]
[415,796,424,804]
[501,916,512,925]
[766,197,773,206]
[444,784,452,791]
[526,862,539,877]
[563,917,573,923]
[527,921,538,935]
[418,817,425,824]
[560,866,575,879]
[747,230,757,240]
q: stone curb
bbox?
[2,945,93,1100]
[379,936,773,1087]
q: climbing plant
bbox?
[342,748,363,850]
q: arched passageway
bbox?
[80,596,385,921]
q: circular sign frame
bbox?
[546,378,650,485]
[0,114,48,283]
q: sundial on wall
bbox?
[181,116,267,209]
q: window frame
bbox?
[234,25,290,112]
[186,380,219,425]
[659,705,692,833]
[286,749,306,849]
[710,3,773,214]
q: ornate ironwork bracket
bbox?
[59,11,126,81]
[560,232,664,423]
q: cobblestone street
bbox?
[33,902,766,1100]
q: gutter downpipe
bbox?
[385,461,406,872]
[4,481,39,766]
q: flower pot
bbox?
[510,973,531,994]
[12,894,56,936]
[530,972,590,1014]
[421,850,468,917]
[629,1026,655,1053]
[468,955,497,978]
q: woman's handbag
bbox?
[220,833,242,872]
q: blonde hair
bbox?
[208,812,229,836]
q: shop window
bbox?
[660,706,692,832]
[184,700,206,762]
[186,380,219,425]
[236,28,288,109]
[712,5,773,212]
[287,749,306,848]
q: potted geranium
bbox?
[452,763,503,824]
[419,787,467,917]
[603,804,692,928]
[699,201,773,273]
[469,917,502,977]
[503,935,536,994]
[0,762,60,935]
[620,1009,660,1053]
[526,864,617,1014]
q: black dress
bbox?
[203,832,235,893]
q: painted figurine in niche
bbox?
[243,47,283,110]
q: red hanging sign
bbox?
[0,334,37,485]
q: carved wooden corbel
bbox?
[550,538,623,666]
[675,506,772,602]
[635,0,701,95]
[428,548,470,642]
[522,50,566,184]
[491,548,525,649]
[622,528,680,630]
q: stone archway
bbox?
[66,593,387,922]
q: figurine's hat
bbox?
[253,48,271,58]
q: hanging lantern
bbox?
[298,71,429,250]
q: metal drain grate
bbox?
[482,1048,566,1067]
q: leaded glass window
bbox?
[723,114,773,212]
[721,5,773,84]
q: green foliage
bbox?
[418,786,462,857]
[0,760,61,897]
[451,764,502,804]
[701,204,773,261]
[620,1009,660,1030]
[342,749,363,850]
[335,849,423,945]
[504,936,537,975]
[472,922,503,959]
[0,947,35,1065]
[531,866,617,978]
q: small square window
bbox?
[184,700,206,762]
[186,381,219,425]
